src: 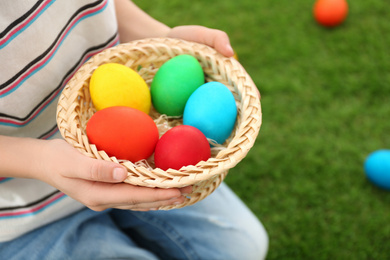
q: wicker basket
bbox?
[56,38,262,210]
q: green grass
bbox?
[134,0,390,258]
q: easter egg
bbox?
[154,125,211,171]
[151,54,205,116]
[86,106,158,162]
[233,50,239,60]
[89,63,151,114]
[364,149,390,190]
[313,0,348,27]
[183,82,237,144]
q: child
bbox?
[0,0,268,259]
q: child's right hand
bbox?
[38,139,190,211]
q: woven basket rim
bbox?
[56,37,262,189]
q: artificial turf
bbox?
[135,0,390,258]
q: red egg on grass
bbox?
[86,106,159,162]
[154,125,211,171]
[313,0,348,27]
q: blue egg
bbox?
[183,81,237,144]
[364,149,390,190]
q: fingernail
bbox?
[227,43,233,52]
[226,44,234,56]
[113,168,127,181]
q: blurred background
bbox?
[134,0,390,258]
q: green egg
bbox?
[151,54,205,116]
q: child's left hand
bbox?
[167,25,235,57]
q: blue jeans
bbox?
[0,183,268,260]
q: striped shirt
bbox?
[0,0,119,242]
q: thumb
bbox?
[43,139,128,184]
[80,158,128,183]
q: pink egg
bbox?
[154,125,211,171]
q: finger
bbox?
[179,185,193,195]
[88,160,128,183]
[112,195,187,211]
[168,26,234,57]
[195,27,234,57]
[206,29,235,57]
[82,182,182,211]
[74,156,127,183]
[56,140,128,183]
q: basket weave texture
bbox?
[56,38,262,209]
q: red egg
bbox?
[154,125,211,171]
[86,106,159,162]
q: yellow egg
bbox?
[233,50,239,60]
[89,63,151,114]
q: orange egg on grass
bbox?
[313,0,348,27]
[86,106,159,162]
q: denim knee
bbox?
[214,215,269,260]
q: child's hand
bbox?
[114,1,234,57]
[40,139,190,211]
[167,25,260,98]
[167,25,235,57]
